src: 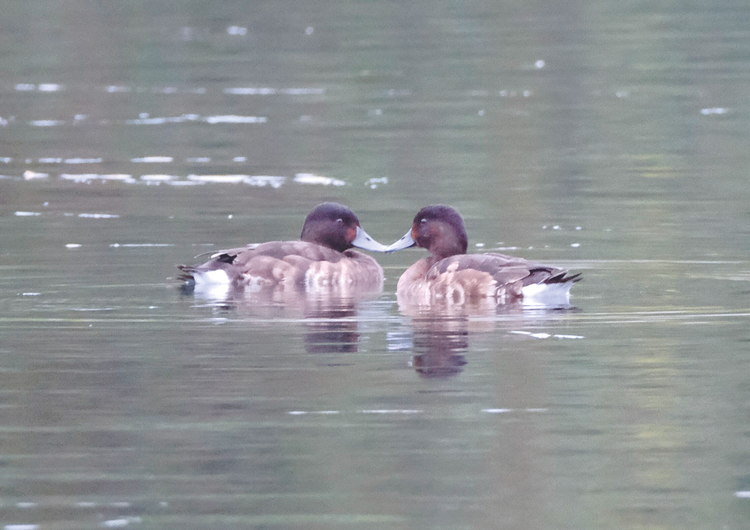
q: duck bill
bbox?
[351,226,390,252]
[385,229,416,252]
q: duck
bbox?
[386,205,581,305]
[178,203,388,294]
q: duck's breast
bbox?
[306,250,383,290]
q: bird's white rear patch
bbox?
[193,269,231,287]
[191,270,232,300]
[522,282,573,307]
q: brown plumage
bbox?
[177,203,386,294]
[387,205,581,305]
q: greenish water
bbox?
[2,1,750,529]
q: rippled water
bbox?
[2,0,750,529]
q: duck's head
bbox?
[300,203,388,253]
[386,205,468,259]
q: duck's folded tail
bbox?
[545,270,582,285]
[521,269,581,307]
[176,265,197,282]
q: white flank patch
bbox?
[15,211,41,216]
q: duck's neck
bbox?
[426,251,461,268]
[427,242,465,264]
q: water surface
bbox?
[2,1,750,529]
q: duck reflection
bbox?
[410,313,469,377]
[301,296,360,354]
[183,284,381,354]
[399,299,499,378]
[397,294,570,377]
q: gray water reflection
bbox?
[398,297,579,378]
[186,288,387,355]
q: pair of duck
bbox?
[178,203,581,304]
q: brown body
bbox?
[184,241,384,291]
[389,205,581,305]
[177,203,386,295]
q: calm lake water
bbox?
[2,0,750,529]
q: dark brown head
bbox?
[300,203,387,253]
[386,205,469,259]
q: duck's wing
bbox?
[483,253,582,286]
[424,253,580,301]
[427,254,531,291]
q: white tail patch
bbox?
[191,270,232,300]
[522,282,573,307]
[193,269,230,287]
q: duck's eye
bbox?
[336,218,344,224]
[420,218,427,224]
